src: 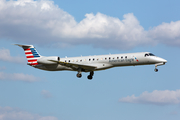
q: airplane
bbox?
[15,44,167,80]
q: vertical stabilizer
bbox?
[15,44,41,66]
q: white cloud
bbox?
[119,90,180,105]
[0,106,58,120]
[0,72,40,82]
[0,0,180,50]
[149,21,180,46]
[0,48,26,64]
[41,90,52,98]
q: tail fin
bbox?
[15,44,41,66]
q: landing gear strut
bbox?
[87,71,94,80]
[76,68,82,78]
[154,65,158,72]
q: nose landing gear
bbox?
[154,65,158,72]
[154,68,158,72]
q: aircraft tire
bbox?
[154,68,158,72]
[87,75,93,80]
[77,73,82,78]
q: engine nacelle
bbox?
[37,56,60,64]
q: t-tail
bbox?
[15,44,41,66]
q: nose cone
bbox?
[163,59,167,63]
[157,57,167,63]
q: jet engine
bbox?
[37,56,60,64]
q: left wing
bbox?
[49,60,97,71]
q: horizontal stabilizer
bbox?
[14,44,34,49]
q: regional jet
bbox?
[15,44,167,80]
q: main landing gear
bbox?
[76,70,94,80]
[76,68,82,78]
[87,71,94,80]
[76,73,82,78]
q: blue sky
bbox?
[0,0,180,120]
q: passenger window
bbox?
[109,57,111,60]
[65,60,66,62]
[69,60,70,62]
[125,56,127,59]
[113,57,115,59]
[97,58,99,61]
[93,58,95,61]
[80,60,82,62]
[89,59,91,61]
[117,57,119,59]
[76,60,78,62]
[105,58,107,60]
[121,56,123,59]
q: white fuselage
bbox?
[15,44,167,79]
[34,52,167,72]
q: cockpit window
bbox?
[145,54,149,57]
[149,53,155,56]
[145,53,155,57]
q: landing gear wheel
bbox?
[76,73,82,78]
[87,75,93,80]
[154,68,158,72]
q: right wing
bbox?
[49,60,97,71]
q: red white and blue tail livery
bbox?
[15,44,167,80]
[15,44,41,66]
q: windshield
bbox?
[149,53,155,56]
[145,53,156,57]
